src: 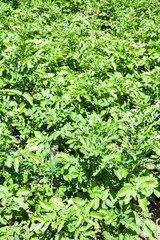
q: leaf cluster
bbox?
[0,0,160,239]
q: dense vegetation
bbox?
[0,0,160,239]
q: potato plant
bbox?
[0,0,160,239]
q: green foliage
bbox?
[0,0,160,239]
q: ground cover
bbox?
[0,0,160,239]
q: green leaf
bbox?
[84,201,93,213]
[145,219,157,232]
[75,216,83,228]
[117,184,132,197]
[73,197,86,206]
[41,223,50,232]
[0,186,10,198]
[5,157,12,168]
[137,193,148,212]
[74,231,79,240]
[13,197,29,209]
[50,197,64,210]
[142,223,152,238]
[102,231,113,239]
[105,199,114,208]
[0,89,21,95]
[27,152,40,164]
[34,131,44,140]
[14,157,19,173]
[139,179,158,189]
[114,167,128,180]
[83,231,95,236]
[90,211,104,220]
[140,187,154,197]
[69,166,79,179]
[40,201,53,211]
[124,192,132,205]
[34,222,44,231]
[1,1,160,239]
[92,197,100,210]
[154,186,160,198]
[16,190,31,196]
[23,92,33,105]
[14,234,20,240]
[57,222,64,233]
[112,62,117,70]
[128,223,141,234]
[30,222,44,232]
[104,211,116,224]
[80,225,91,232]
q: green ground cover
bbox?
[0,0,160,239]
